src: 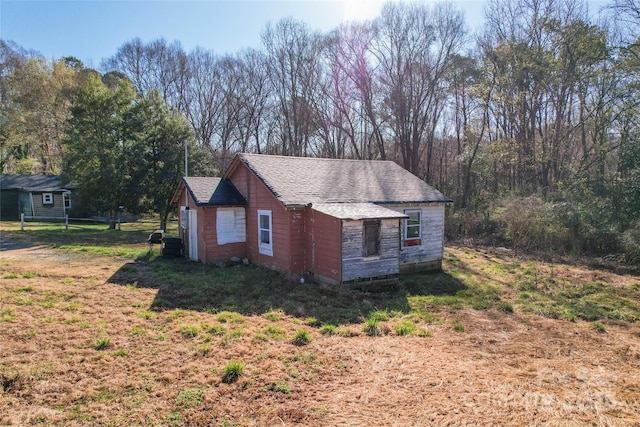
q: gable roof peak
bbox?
[177,177,246,207]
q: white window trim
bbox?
[404,209,422,242]
[257,209,273,256]
[42,193,54,205]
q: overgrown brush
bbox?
[622,223,640,264]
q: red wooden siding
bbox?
[306,209,341,285]
[228,161,345,279]
[228,163,295,273]
[199,206,246,263]
[289,208,306,274]
[175,187,245,264]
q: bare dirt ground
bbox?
[1,242,639,426]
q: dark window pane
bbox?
[259,214,270,230]
[406,225,420,239]
[405,210,421,240]
[364,221,380,256]
[407,211,420,225]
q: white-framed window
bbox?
[42,193,53,205]
[258,209,273,256]
[63,192,71,209]
[363,220,381,257]
[403,209,421,247]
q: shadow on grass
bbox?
[0,222,166,249]
[0,235,38,251]
[107,255,467,325]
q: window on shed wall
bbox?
[258,209,273,256]
[42,193,53,205]
[403,209,421,247]
[63,192,71,209]
[363,220,381,257]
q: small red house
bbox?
[172,154,452,286]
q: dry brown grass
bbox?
[1,239,639,426]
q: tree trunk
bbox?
[108,209,119,230]
[160,208,170,231]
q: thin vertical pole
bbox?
[65,214,69,230]
[21,213,24,231]
[184,140,188,177]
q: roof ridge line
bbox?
[240,153,394,163]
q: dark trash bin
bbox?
[162,237,183,259]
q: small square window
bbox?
[42,193,53,205]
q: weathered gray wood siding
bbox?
[341,219,400,282]
[384,203,445,265]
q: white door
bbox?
[188,209,198,261]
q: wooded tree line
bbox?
[1,0,638,258]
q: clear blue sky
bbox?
[1,0,606,69]
[1,0,488,67]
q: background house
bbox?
[0,174,73,221]
[173,154,452,285]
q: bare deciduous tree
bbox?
[372,2,466,178]
[262,18,324,156]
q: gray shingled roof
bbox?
[183,177,246,206]
[312,203,408,220]
[0,174,73,192]
[232,154,452,206]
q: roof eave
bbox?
[170,178,187,205]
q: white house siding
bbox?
[385,203,446,269]
[341,219,400,282]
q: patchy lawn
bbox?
[1,222,639,426]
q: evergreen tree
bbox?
[62,73,136,226]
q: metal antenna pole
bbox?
[184,140,188,177]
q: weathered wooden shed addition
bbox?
[307,203,408,285]
[0,174,73,221]
[173,154,452,286]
